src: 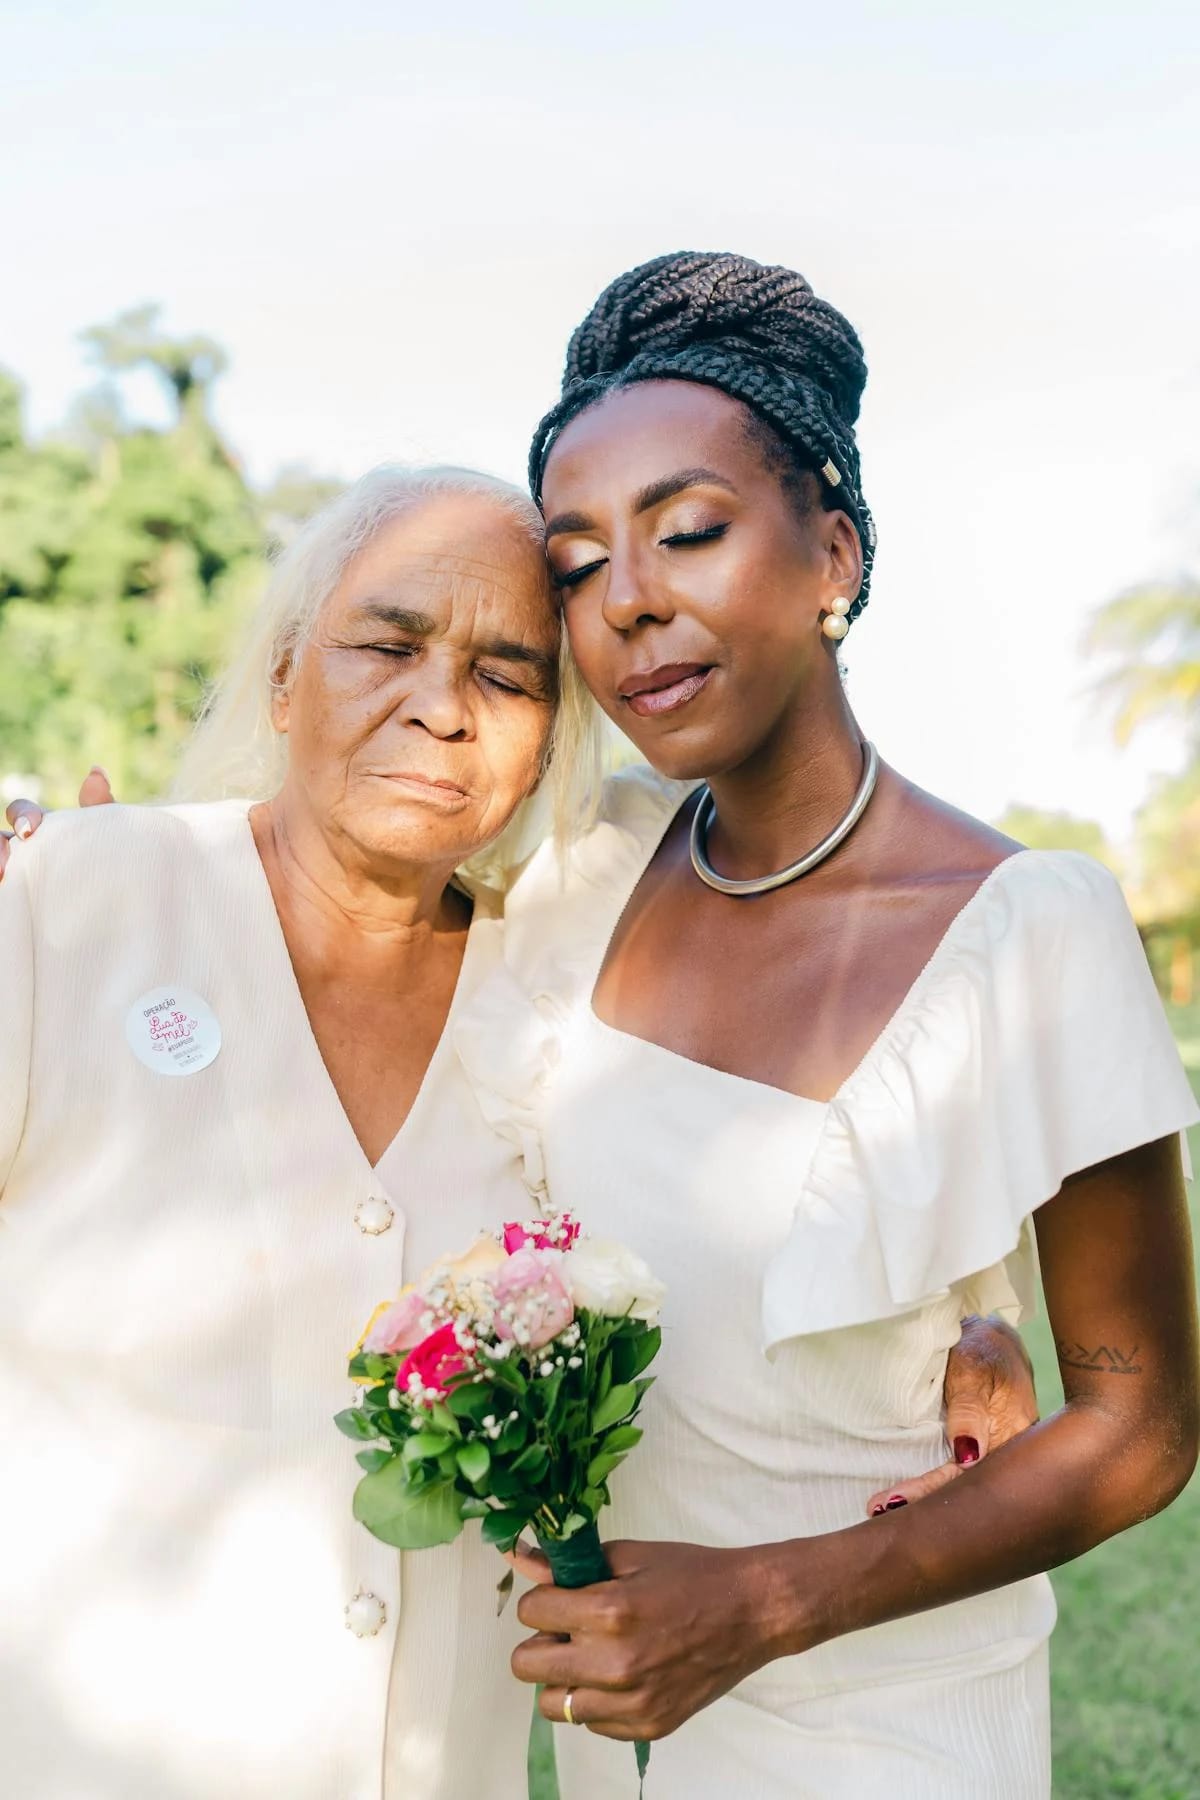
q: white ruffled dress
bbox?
[455,767,1198,1800]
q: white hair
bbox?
[172,465,605,882]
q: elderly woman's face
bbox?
[274,493,559,868]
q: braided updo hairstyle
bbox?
[529,251,877,623]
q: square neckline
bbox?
[586,786,1031,1112]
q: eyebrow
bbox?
[543,467,738,540]
[358,601,556,679]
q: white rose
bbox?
[564,1238,666,1323]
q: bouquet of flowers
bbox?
[337,1212,664,1796]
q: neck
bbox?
[251,788,469,962]
[703,680,868,880]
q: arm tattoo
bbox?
[1056,1340,1143,1375]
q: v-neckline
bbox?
[233,803,481,1178]
[587,788,1031,1112]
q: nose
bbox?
[400,662,473,740]
[601,543,676,634]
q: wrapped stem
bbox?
[526,1521,649,1799]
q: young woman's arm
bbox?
[511,1133,1198,1741]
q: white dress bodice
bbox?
[453,766,1199,1799]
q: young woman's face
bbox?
[541,380,861,781]
[273,493,559,869]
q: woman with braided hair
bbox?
[449,252,1200,1796]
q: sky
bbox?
[1,0,1197,843]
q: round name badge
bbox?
[125,986,222,1078]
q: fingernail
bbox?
[871,1504,886,1516]
[89,766,109,780]
[885,1496,908,1510]
[14,816,32,839]
[954,1436,980,1466]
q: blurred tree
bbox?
[0,313,338,806]
[1083,551,1200,1000]
[991,803,1120,869]
[1083,575,1200,748]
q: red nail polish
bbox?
[885,1497,908,1510]
[871,1504,886,1516]
[954,1436,980,1466]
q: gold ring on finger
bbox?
[562,1690,580,1726]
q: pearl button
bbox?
[354,1195,394,1236]
[345,1588,387,1637]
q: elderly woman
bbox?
[0,467,600,1798]
[1,468,1042,1797]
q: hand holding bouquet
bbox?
[337,1213,665,1795]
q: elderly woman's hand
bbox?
[509,1537,781,1742]
[0,768,114,879]
[865,1312,1039,1514]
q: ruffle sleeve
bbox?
[761,851,1199,1352]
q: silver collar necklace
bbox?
[689,741,880,897]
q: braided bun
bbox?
[530,251,877,620]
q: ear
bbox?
[269,656,292,734]
[826,509,865,598]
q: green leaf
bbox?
[430,1400,462,1439]
[626,1326,661,1378]
[362,1353,395,1383]
[447,1381,496,1422]
[510,1443,550,1479]
[595,1353,613,1408]
[459,1496,492,1519]
[334,1407,380,1442]
[402,1430,453,1463]
[591,1382,637,1434]
[600,1425,643,1455]
[481,1508,529,1552]
[490,1359,528,1395]
[456,1440,491,1484]
[579,1486,605,1518]
[586,1450,626,1486]
[355,1446,394,1474]
[352,1463,464,1549]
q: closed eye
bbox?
[365,642,419,658]
[553,557,607,592]
[478,670,528,697]
[659,524,729,548]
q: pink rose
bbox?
[396,1322,470,1401]
[363,1289,430,1355]
[489,1247,574,1350]
[502,1213,581,1255]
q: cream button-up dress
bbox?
[454,766,1200,1800]
[0,800,533,1800]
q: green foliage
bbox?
[0,313,335,806]
[341,1310,659,1554]
[1083,578,1200,750]
[991,804,1119,869]
[1076,559,1200,934]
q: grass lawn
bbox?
[1024,1001,1200,1798]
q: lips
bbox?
[377,772,469,805]
[618,662,713,719]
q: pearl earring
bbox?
[821,595,851,641]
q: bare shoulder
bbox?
[868,765,1023,892]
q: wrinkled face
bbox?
[273,493,559,869]
[541,380,861,780]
